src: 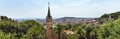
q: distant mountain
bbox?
[14,17,96,25]
[95,11,120,24]
[100,11,120,20]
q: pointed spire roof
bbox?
[47,2,51,17]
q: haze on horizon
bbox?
[0,0,120,19]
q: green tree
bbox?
[98,17,120,39]
[22,25,45,39]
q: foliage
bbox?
[98,17,120,39]
[100,11,120,21]
[22,25,45,39]
[0,12,120,39]
[0,18,45,39]
[0,16,12,21]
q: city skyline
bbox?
[0,0,120,19]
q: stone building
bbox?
[45,3,52,39]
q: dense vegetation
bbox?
[99,11,120,21]
[0,16,45,39]
[0,11,120,39]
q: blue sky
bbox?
[0,0,120,19]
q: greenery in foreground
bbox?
[0,12,120,39]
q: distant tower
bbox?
[109,14,111,20]
[0,16,1,21]
[45,2,52,39]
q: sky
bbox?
[0,0,120,19]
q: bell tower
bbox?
[45,2,52,39]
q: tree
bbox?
[0,16,12,21]
[22,25,45,39]
[98,16,120,39]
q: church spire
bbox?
[47,2,51,17]
[45,2,52,39]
